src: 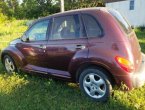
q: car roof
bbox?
[30,7,110,26]
[39,7,108,20]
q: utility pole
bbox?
[60,0,64,12]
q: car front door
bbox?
[17,19,51,72]
[45,14,88,77]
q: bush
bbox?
[137,26,145,32]
[0,12,7,23]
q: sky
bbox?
[18,0,23,4]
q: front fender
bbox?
[1,46,26,69]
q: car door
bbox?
[45,13,88,75]
[17,19,51,71]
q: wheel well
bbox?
[1,53,18,71]
[2,53,16,64]
[2,53,15,65]
[1,53,11,64]
[76,64,116,86]
[1,53,7,64]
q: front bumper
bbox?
[131,53,145,88]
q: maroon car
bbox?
[1,8,145,101]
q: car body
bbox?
[1,7,145,101]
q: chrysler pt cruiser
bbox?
[1,8,145,101]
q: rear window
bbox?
[82,14,102,38]
[109,9,132,34]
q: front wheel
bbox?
[3,55,17,74]
[79,68,112,102]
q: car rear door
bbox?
[45,13,88,76]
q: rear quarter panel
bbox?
[84,9,133,76]
[68,47,89,81]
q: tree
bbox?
[21,0,59,19]
[0,0,21,18]
[0,0,105,19]
[64,0,104,10]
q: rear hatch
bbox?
[109,9,142,72]
[128,32,142,71]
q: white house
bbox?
[105,0,145,27]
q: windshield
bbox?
[109,9,132,34]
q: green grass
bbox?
[135,28,145,53]
[0,20,145,110]
[0,20,28,49]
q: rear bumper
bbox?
[131,53,145,88]
[113,53,145,89]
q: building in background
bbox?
[105,0,145,27]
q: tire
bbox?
[3,55,17,74]
[79,67,112,102]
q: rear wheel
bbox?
[79,67,112,102]
[3,55,17,74]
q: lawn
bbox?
[0,20,145,110]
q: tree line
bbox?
[0,0,104,20]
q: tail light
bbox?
[115,56,134,73]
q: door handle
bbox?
[39,45,46,49]
[76,45,86,50]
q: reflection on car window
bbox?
[50,15,81,40]
[27,20,49,41]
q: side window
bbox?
[26,20,49,41]
[82,14,102,38]
[50,15,82,40]
[130,0,135,10]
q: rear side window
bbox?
[50,15,83,40]
[82,14,102,38]
[109,9,132,34]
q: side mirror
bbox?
[21,34,29,42]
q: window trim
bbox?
[49,14,87,41]
[24,18,51,42]
[81,13,104,38]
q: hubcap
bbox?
[83,73,106,99]
[5,58,15,73]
